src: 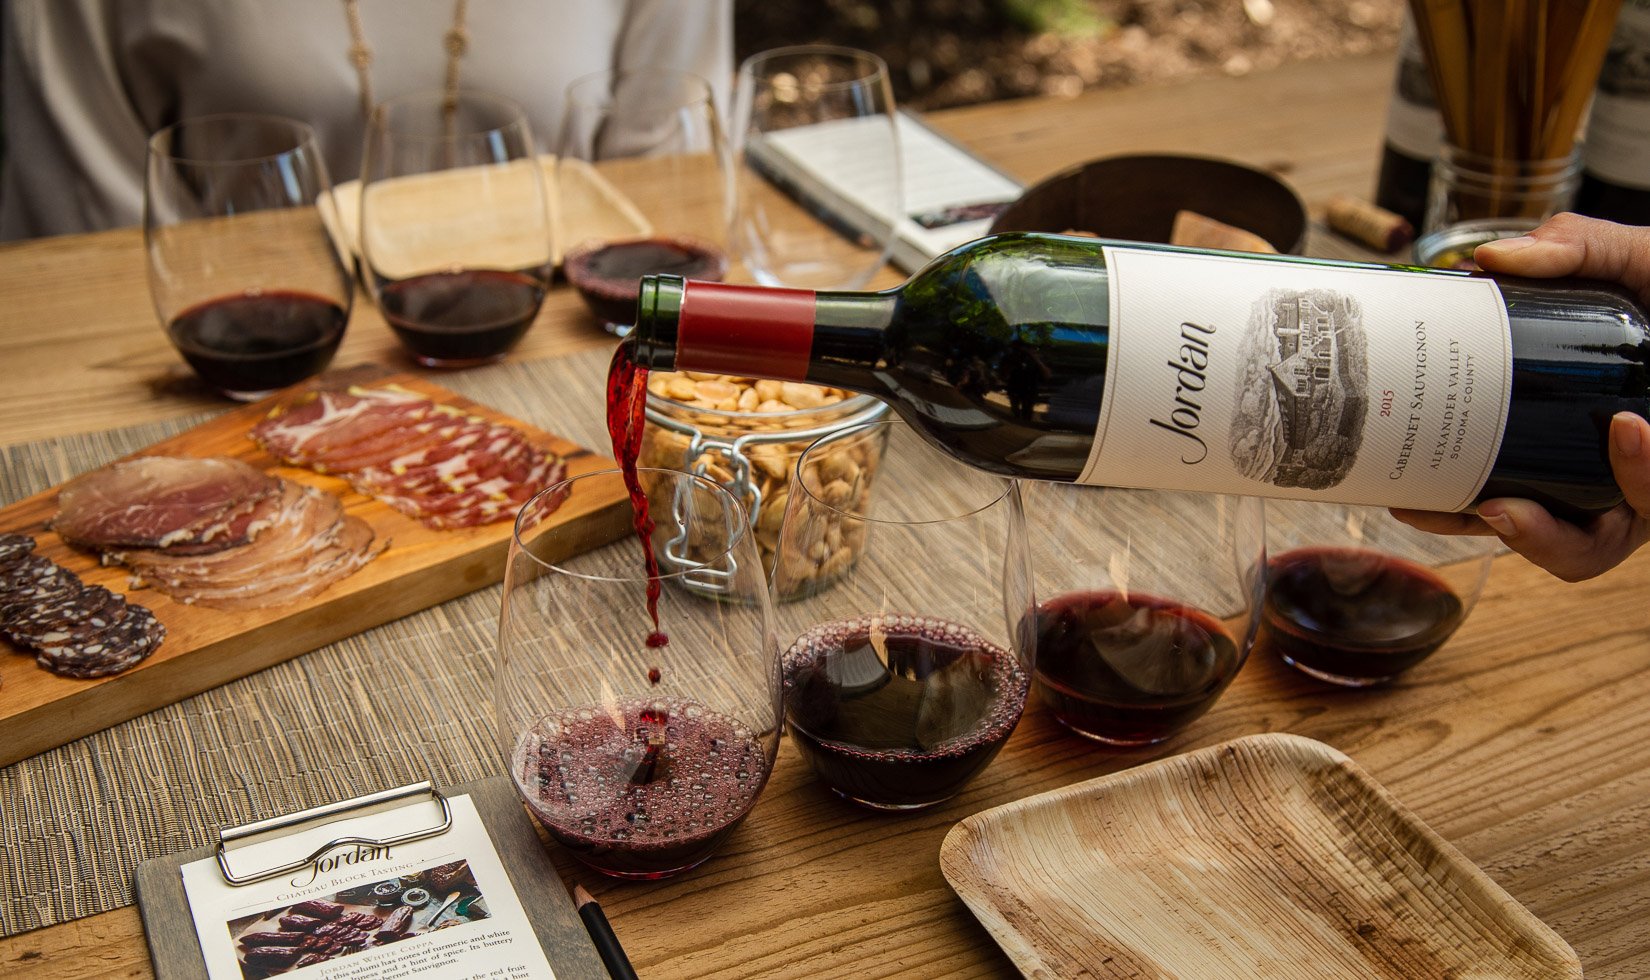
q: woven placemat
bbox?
[0,343,1502,936]
[0,349,620,936]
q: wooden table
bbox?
[5,52,1650,979]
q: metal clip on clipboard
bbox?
[214,781,453,886]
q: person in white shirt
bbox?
[0,0,732,240]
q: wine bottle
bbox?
[629,233,1650,519]
[1374,12,1443,231]
[1575,0,1650,224]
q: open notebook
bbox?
[748,110,1024,273]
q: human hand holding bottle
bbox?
[1392,213,1650,582]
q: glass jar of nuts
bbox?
[642,371,890,579]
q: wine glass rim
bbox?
[512,467,756,581]
[369,88,532,142]
[147,113,319,165]
[738,44,892,87]
[796,419,1015,525]
[563,68,716,111]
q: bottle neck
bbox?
[634,276,895,389]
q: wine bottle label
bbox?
[1079,247,1513,511]
[1583,3,1650,190]
[1384,17,1443,160]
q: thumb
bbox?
[1473,212,1650,303]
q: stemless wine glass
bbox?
[732,45,901,289]
[1018,483,1266,746]
[558,69,730,335]
[360,90,552,367]
[771,419,1029,811]
[1261,500,1496,686]
[145,114,353,400]
[498,468,780,879]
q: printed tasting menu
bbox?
[181,793,556,979]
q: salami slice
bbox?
[0,557,82,625]
[0,533,35,565]
[36,604,164,678]
[3,584,126,648]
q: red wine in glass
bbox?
[376,267,546,367]
[1032,590,1243,746]
[1262,546,1466,685]
[166,290,347,398]
[782,615,1029,809]
[511,696,768,878]
[565,236,727,327]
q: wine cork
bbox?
[1169,210,1277,253]
[1326,195,1414,252]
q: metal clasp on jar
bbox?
[645,398,889,593]
[644,399,889,525]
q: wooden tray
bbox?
[322,157,652,269]
[0,369,626,768]
[939,732,1581,980]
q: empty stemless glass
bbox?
[361,90,552,367]
[732,45,901,290]
[557,69,730,335]
[1019,483,1266,746]
[772,419,1030,811]
[498,468,780,879]
[145,114,353,400]
[1261,500,1495,686]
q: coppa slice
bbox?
[251,385,570,530]
[250,387,432,469]
[52,456,281,552]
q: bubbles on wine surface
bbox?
[512,696,767,864]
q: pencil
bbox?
[573,883,639,980]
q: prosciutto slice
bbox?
[53,456,280,551]
[251,386,569,530]
[54,456,382,611]
[117,481,384,610]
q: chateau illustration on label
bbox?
[1229,288,1370,489]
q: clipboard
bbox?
[134,775,608,980]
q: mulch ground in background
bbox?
[734,0,1405,110]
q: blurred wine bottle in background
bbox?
[1374,12,1442,231]
[1575,0,1650,225]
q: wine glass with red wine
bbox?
[1261,500,1495,686]
[771,419,1030,811]
[556,69,730,335]
[145,114,353,400]
[1018,483,1266,747]
[732,45,901,290]
[498,468,780,879]
[360,90,552,367]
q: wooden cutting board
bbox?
[0,368,626,768]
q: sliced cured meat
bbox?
[180,516,381,610]
[36,604,164,679]
[3,584,126,648]
[0,548,164,678]
[117,481,383,610]
[251,387,431,469]
[53,456,280,551]
[250,387,570,530]
[0,533,35,564]
[0,556,82,623]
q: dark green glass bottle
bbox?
[630,232,1650,517]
